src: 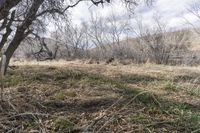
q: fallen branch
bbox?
[84,96,124,132]
[0,53,6,101]
[96,91,149,133]
[192,128,200,133]
[7,112,49,120]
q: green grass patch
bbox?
[187,87,200,97]
[119,74,161,84]
[164,82,180,92]
[54,117,74,131]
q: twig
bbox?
[6,126,21,133]
[7,100,19,113]
[192,128,200,133]
[130,121,175,132]
[96,116,115,133]
[0,53,6,101]
[7,112,49,120]
[84,96,123,132]
[119,91,149,111]
[96,91,149,133]
[150,93,161,107]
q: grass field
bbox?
[0,60,200,132]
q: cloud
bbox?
[63,0,200,32]
[68,0,128,25]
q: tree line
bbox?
[0,0,150,74]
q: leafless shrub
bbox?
[0,0,149,73]
[133,14,190,65]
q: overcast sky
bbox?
[68,0,200,30]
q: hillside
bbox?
[118,28,200,51]
[13,28,200,61]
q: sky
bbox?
[67,0,200,30]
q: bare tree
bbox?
[0,0,152,74]
[86,12,110,59]
[134,14,190,64]
[53,19,92,59]
[105,13,131,59]
[186,1,200,34]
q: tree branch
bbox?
[36,0,110,17]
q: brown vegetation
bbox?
[0,61,199,132]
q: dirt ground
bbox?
[0,60,200,132]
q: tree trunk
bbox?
[4,29,24,73]
[0,10,15,51]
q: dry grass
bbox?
[0,60,199,132]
